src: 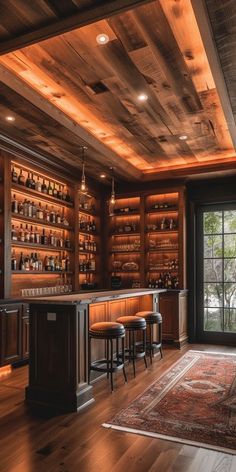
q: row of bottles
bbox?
[12,166,73,202]
[79,216,96,232]
[149,202,177,210]
[113,221,138,233]
[146,218,177,232]
[149,258,179,271]
[11,224,71,248]
[11,195,70,226]
[21,278,73,297]
[148,273,179,289]
[79,238,97,252]
[11,251,71,272]
[79,259,96,272]
[113,206,137,214]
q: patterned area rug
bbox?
[103,350,236,454]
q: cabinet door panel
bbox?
[126,297,140,316]
[159,295,178,340]
[1,304,22,364]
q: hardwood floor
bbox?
[0,344,236,472]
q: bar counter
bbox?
[26,288,165,412]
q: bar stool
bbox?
[88,321,127,392]
[136,311,163,362]
[116,315,147,377]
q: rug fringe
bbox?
[102,424,236,455]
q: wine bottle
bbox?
[48,181,53,196]
[11,194,18,213]
[19,252,25,270]
[11,250,17,271]
[35,176,42,192]
[53,182,58,198]
[42,179,47,194]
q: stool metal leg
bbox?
[150,324,153,363]
[132,330,136,377]
[159,323,163,358]
[110,339,114,392]
[143,329,147,368]
[88,335,91,384]
[122,337,127,383]
[106,339,109,379]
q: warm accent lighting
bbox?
[6,116,15,122]
[138,93,148,102]
[96,34,109,45]
[80,146,87,192]
[179,135,188,140]
[100,173,106,179]
[0,365,12,378]
[109,168,116,215]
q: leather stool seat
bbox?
[116,315,146,330]
[89,321,125,338]
[136,311,162,324]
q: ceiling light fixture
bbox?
[109,167,116,216]
[96,33,109,45]
[179,135,188,140]
[138,93,148,102]
[6,116,15,122]
[100,173,106,179]
[80,146,87,192]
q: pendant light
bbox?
[80,146,87,192]
[109,168,116,216]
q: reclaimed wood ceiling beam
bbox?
[0,0,154,55]
[191,0,236,150]
[0,63,142,181]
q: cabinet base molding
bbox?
[25,384,94,413]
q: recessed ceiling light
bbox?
[138,93,148,102]
[96,34,109,45]
[100,173,106,179]
[6,116,15,122]
[179,135,188,140]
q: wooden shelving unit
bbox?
[108,196,143,289]
[106,187,186,291]
[77,191,102,291]
[9,160,75,298]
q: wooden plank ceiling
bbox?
[0,0,235,182]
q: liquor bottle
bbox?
[34,227,40,244]
[56,210,61,224]
[26,172,32,188]
[92,219,96,231]
[49,255,55,271]
[19,224,25,242]
[64,188,71,202]
[25,225,30,242]
[19,252,25,270]
[65,255,70,272]
[65,237,71,249]
[50,207,56,224]
[18,200,23,215]
[57,234,64,248]
[18,169,26,186]
[61,252,66,271]
[30,226,35,244]
[57,185,63,200]
[35,176,42,192]
[24,254,30,271]
[32,201,37,218]
[11,250,17,271]
[11,165,18,183]
[23,199,28,217]
[49,230,55,246]
[160,218,166,230]
[44,255,50,271]
[34,253,39,271]
[11,194,18,213]
[44,204,50,222]
[53,182,58,198]
[28,201,33,218]
[29,253,35,271]
[37,202,44,220]
[41,229,48,245]
[41,179,47,194]
[38,253,43,271]
[48,181,53,196]
[31,174,36,190]
[55,256,60,271]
